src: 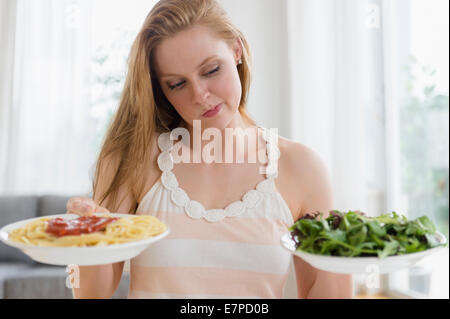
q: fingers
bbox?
[66,197,110,216]
[94,206,110,213]
[66,197,96,216]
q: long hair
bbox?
[92,0,256,211]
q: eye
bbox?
[167,66,220,91]
[205,66,220,76]
[168,81,185,90]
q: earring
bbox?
[237,58,242,65]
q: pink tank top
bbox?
[128,127,294,298]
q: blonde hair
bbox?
[93,0,257,211]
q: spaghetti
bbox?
[8,214,167,247]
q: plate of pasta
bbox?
[0,213,170,266]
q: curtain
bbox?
[286,0,374,213]
[0,0,18,193]
[0,0,94,196]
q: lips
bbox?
[202,103,222,117]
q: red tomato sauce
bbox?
[45,216,119,237]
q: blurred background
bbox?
[0,0,448,298]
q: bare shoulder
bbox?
[277,136,333,221]
[278,136,328,178]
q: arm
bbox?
[69,156,137,299]
[290,145,353,299]
[72,262,125,299]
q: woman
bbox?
[67,0,353,299]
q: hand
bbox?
[66,197,110,216]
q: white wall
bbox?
[218,0,292,138]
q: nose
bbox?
[191,79,210,106]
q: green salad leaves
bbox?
[288,210,447,259]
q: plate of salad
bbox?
[281,210,448,274]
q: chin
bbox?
[202,119,228,131]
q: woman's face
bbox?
[154,24,243,130]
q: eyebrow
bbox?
[160,55,219,78]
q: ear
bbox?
[232,38,243,64]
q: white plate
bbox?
[280,231,448,274]
[0,213,170,266]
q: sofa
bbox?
[0,195,130,299]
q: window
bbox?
[383,0,449,299]
[89,0,157,156]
